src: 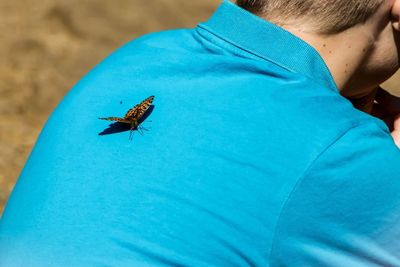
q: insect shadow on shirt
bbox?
[98,95,155,140]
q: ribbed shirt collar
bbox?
[198,0,338,92]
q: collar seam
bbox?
[196,24,335,90]
[197,24,296,74]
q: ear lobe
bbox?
[392,0,400,31]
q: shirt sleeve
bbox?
[269,121,400,267]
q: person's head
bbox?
[236,0,400,96]
[236,0,385,34]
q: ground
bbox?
[1,0,400,215]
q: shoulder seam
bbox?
[267,121,368,264]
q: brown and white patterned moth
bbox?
[99,95,154,139]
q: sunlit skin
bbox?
[278,0,400,147]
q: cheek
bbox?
[364,25,400,82]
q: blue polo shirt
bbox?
[2,1,400,266]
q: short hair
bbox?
[236,0,385,34]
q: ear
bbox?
[392,0,400,31]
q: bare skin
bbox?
[278,0,400,146]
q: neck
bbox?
[284,27,375,97]
[279,0,393,98]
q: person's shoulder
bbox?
[269,111,400,265]
[71,28,201,86]
[316,118,398,167]
[108,28,198,59]
[298,80,395,158]
[264,72,389,143]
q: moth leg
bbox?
[141,121,152,131]
[137,126,144,136]
[129,122,137,140]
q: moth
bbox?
[99,95,154,139]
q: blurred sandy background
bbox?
[1,0,400,215]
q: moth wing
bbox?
[124,95,155,120]
[98,117,125,122]
[124,104,140,119]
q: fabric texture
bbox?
[1,1,400,266]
